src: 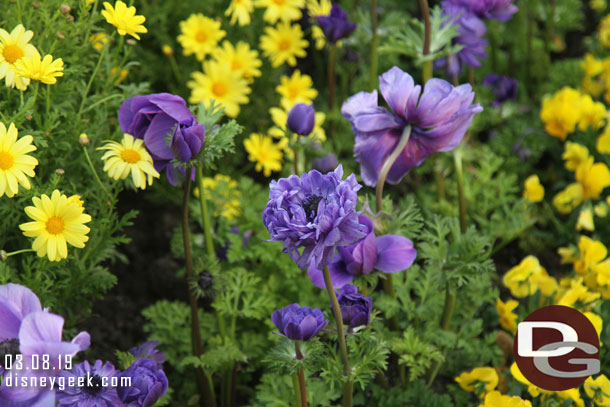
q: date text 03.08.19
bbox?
[2,355,73,371]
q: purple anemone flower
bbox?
[336,285,372,330]
[118,358,168,407]
[287,104,315,136]
[435,2,487,78]
[129,341,165,369]
[118,93,203,185]
[56,360,122,407]
[312,153,338,173]
[482,74,518,107]
[271,304,328,341]
[0,311,90,406]
[341,66,482,187]
[262,165,367,269]
[308,216,416,288]
[316,4,357,43]
[446,0,518,21]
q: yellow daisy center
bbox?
[0,151,14,170]
[279,39,291,51]
[212,81,228,97]
[288,86,299,99]
[231,59,242,70]
[121,149,141,163]
[3,45,24,64]
[46,216,65,235]
[195,31,208,43]
[273,0,285,4]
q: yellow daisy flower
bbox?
[89,32,110,51]
[98,133,160,190]
[212,41,262,82]
[244,133,284,176]
[255,0,305,24]
[15,54,64,85]
[202,174,242,221]
[225,0,254,26]
[19,190,92,262]
[102,1,147,40]
[0,122,38,198]
[260,22,308,68]
[0,24,39,90]
[178,13,226,61]
[187,60,250,118]
[276,70,318,109]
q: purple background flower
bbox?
[308,216,416,288]
[435,2,487,78]
[56,360,122,407]
[271,304,328,341]
[262,165,367,269]
[316,4,357,43]
[482,73,518,106]
[118,358,168,407]
[446,0,518,22]
[342,67,482,187]
[129,341,166,369]
[337,285,372,330]
[312,153,338,173]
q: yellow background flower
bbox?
[0,122,38,198]
[212,41,262,82]
[523,175,544,202]
[260,22,308,67]
[276,70,318,109]
[255,0,305,23]
[244,133,284,176]
[15,54,64,85]
[102,1,148,40]
[226,0,254,26]
[455,367,498,396]
[540,87,582,140]
[178,13,226,61]
[496,298,518,334]
[0,24,39,90]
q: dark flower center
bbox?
[340,298,363,307]
[0,339,20,366]
[302,195,323,222]
[83,374,104,396]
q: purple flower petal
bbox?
[375,235,416,273]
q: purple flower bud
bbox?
[312,153,338,173]
[171,121,205,162]
[271,304,328,341]
[482,74,518,107]
[287,103,315,136]
[118,358,168,407]
[316,4,357,43]
[337,284,372,330]
[129,341,166,369]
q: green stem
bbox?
[292,374,302,407]
[3,249,35,257]
[195,167,216,259]
[82,146,112,202]
[376,125,412,213]
[77,46,106,121]
[181,168,215,407]
[368,0,379,91]
[295,341,308,407]
[453,148,467,234]
[322,266,352,407]
[418,0,432,83]
[426,283,456,387]
[328,44,338,138]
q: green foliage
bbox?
[392,327,444,382]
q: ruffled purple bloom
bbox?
[129,341,165,369]
[118,358,168,407]
[336,285,372,330]
[308,216,416,288]
[342,66,482,187]
[445,0,518,21]
[262,165,367,269]
[435,2,487,78]
[316,4,357,43]
[312,153,338,173]
[482,74,517,107]
[271,304,328,341]
[56,360,122,407]
[287,104,315,136]
[118,93,203,185]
